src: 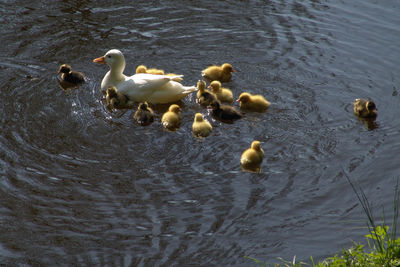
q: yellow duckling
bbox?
[208,80,233,104]
[136,65,183,82]
[192,113,212,138]
[133,102,155,126]
[237,92,271,112]
[240,140,264,172]
[58,64,85,89]
[161,104,182,131]
[196,80,217,107]
[201,63,235,82]
[353,98,377,118]
[105,86,131,109]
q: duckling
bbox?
[192,113,212,138]
[136,65,183,82]
[161,104,182,131]
[136,65,164,75]
[196,80,217,107]
[237,92,271,112]
[353,98,377,118]
[240,140,264,172]
[209,80,233,103]
[133,102,155,126]
[201,63,235,82]
[209,100,242,123]
[105,86,131,109]
[58,64,85,87]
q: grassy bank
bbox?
[246,177,400,267]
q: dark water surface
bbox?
[1,0,400,266]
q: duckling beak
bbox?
[232,69,236,72]
[235,98,240,102]
[93,56,106,64]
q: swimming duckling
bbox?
[209,100,242,123]
[196,80,217,107]
[136,65,164,75]
[208,80,233,103]
[240,140,264,172]
[353,98,377,118]
[161,104,182,131]
[237,92,271,112]
[105,86,131,109]
[133,102,155,126]
[192,113,212,138]
[136,65,183,82]
[58,64,85,88]
[201,63,235,82]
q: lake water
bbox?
[1,0,400,266]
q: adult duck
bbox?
[93,49,196,104]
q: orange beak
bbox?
[232,69,236,72]
[93,56,106,64]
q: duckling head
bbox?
[209,100,221,110]
[366,100,377,112]
[58,64,72,74]
[197,80,206,92]
[136,65,147,74]
[251,140,262,152]
[138,102,149,110]
[194,113,205,122]
[237,92,251,103]
[222,63,235,73]
[106,86,118,97]
[169,104,181,113]
[209,81,221,93]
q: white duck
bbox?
[93,49,196,104]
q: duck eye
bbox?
[107,55,111,58]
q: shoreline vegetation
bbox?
[246,175,400,267]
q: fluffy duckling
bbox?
[136,65,183,82]
[240,140,264,172]
[105,86,131,109]
[209,80,233,103]
[58,64,85,86]
[237,92,271,112]
[192,113,212,138]
[209,100,242,123]
[136,65,164,75]
[196,80,217,106]
[161,104,182,131]
[201,63,235,82]
[353,98,377,118]
[133,102,155,126]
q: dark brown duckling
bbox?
[209,100,242,123]
[353,98,377,118]
[105,86,132,109]
[58,64,85,85]
[196,80,217,107]
[133,102,155,126]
